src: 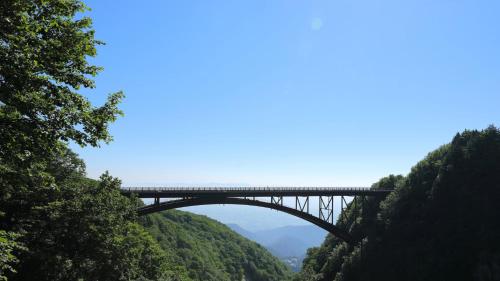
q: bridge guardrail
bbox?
[122,186,374,192]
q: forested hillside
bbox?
[141,211,292,281]
[295,127,500,281]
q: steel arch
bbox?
[139,197,354,243]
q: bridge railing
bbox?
[121,186,373,192]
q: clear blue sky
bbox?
[75,0,500,187]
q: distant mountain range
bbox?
[227,223,327,271]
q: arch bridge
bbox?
[121,187,391,244]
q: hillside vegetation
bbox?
[295,126,500,281]
[141,211,292,281]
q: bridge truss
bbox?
[121,187,391,244]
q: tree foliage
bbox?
[0,0,123,153]
[297,126,500,281]
[0,0,124,226]
[1,149,172,281]
[0,231,23,281]
[0,1,169,280]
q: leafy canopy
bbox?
[0,0,123,162]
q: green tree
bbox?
[0,230,23,281]
[3,148,173,281]
[0,0,123,204]
[0,0,124,224]
[0,0,147,280]
[0,0,123,152]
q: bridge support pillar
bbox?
[271,196,283,206]
[340,196,349,221]
[295,196,310,214]
[319,196,334,224]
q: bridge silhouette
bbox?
[121,187,392,244]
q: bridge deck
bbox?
[121,187,391,198]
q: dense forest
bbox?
[294,127,500,281]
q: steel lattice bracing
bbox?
[121,187,392,244]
